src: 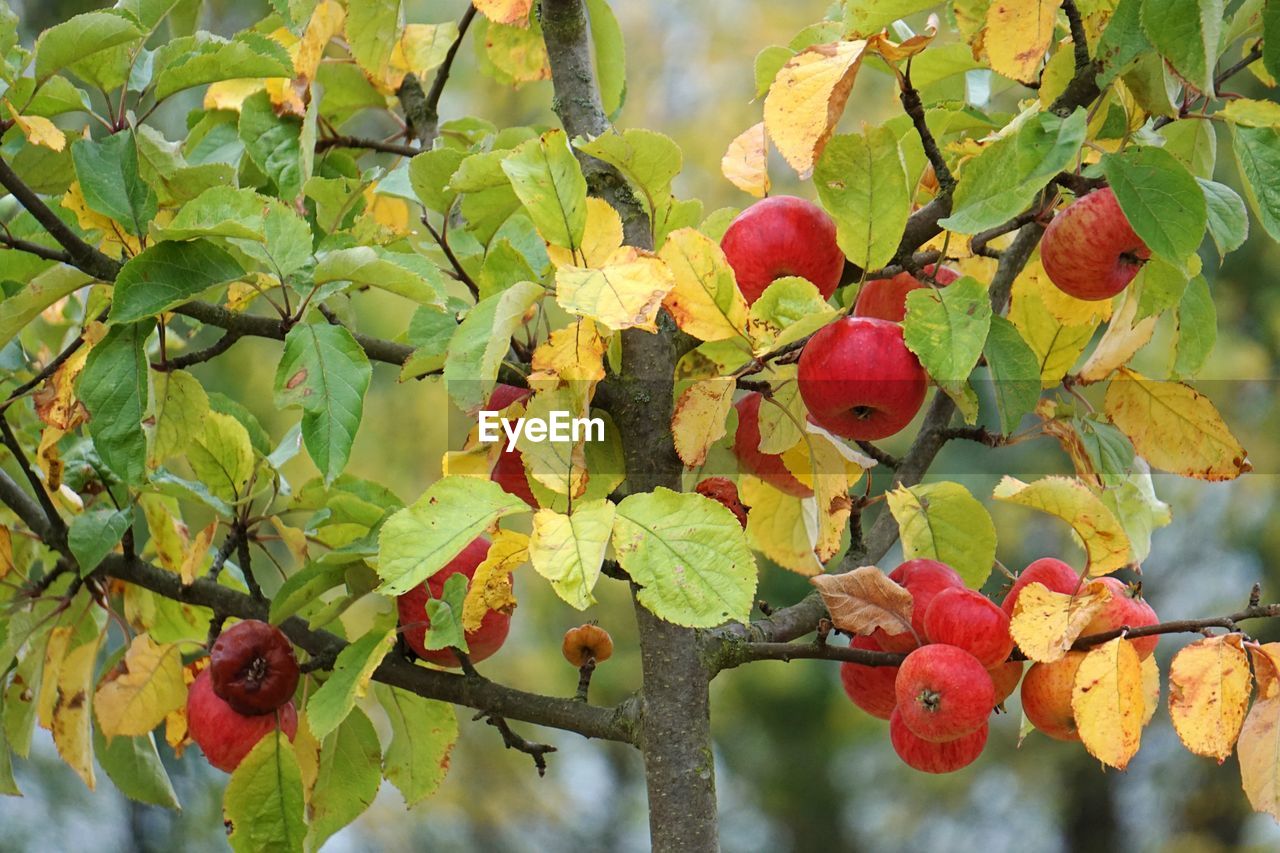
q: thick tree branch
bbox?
[0,466,54,543]
[0,415,66,548]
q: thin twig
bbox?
[855,441,900,469]
[421,215,480,300]
[419,5,480,143]
[0,415,67,547]
[314,135,419,157]
[899,60,955,192]
[151,330,243,371]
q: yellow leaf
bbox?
[1169,634,1252,762]
[1240,644,1280,818]
[1077,291,1157,384]
[985,0,1056,84]
[53,636,100,788]
[473,0,534,26]
[295,1,345,83]
[0,525,12,580]
[515,387,589,497]
[811,565,914,636]
[1141,653,1160,726]
[993,476,1131,574]
[483,19,551,84]
[1073,637,1145,769]
[753,369,805,454]
[1218,98,1280,128]
[33,342,90,431]
[741,475,822,576]
[462,529,527,631]
[392,23,457,84]
[671,378,735,467]
[38,626,74,729]
[546,197,623,269]
[1104,369,1251,481]
[555,246,675,331]
[178,520,217,586]
[203,79,265,112]
[865,19,938,62]
[61,182,142,256]
[528,500,615,609]
[443,443,498,480]
[1008,271,1099,387]
[140,495,189,574]
[530,320,607,386]
[6,102,66,151]
[780,422,865,560]
[763,39,869,177]
[658,227,749,343]
[721,122,770,198]
[93,635,187,739]
[1010,580,1111,663]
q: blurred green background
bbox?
[4,0,1280,850]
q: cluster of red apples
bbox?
[841,557,1159,773]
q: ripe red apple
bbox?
[889,708,988,774]
[1001,557,1082,617]
[187,668,298,773]
[853,265,961,323]
[1081,576,1159,658]
[694,477,748,528]
[797,316,928,441]
[209,620,299,715]
[731,392,812,497]
[895,644,994,742]
[1040,187,1150,301]
[487,384,537,508]
[838,635,899,720]
[397,537,511,667]
[1020,651,1085,741]
[989,660,1024,705]
[871,559,965,653]
[719,196,845,304]
[923,588,1014,669]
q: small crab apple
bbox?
[839,635,900,720]
[397,538,511,668]
[1001,557,1082,617]
[719,196,846,304]
[871,559,965,653]
[731,393,812,497]
[890,709,988,774]
[797,316,928,441]
[895,644,995,742]
[1081,576,1160,658]
[562,624,614,666]
[487,384,537,508]
[1020,651,1086,741]
[989,660,1025,706]
[853,265,961,323]
[694,477,749,528]
[209,619,300,715]
[923,587,1014,669]
[1040,187,1150,301]
[187,668,298,773]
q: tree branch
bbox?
[0,232,72,264]
[314,135,420,157]
[899,62,954,192]
[415,4,479,144]
[0,415,67,548]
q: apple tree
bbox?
[0,0,1278,849]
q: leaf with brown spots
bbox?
[810,566,913,637]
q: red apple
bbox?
[838,635,899,720]
[1001,557,1082,617]
[187,668,298,773]
[853,265,961,323]
[989,660,1024,705]
[1081,576,1159,658]
[487,384,537,508]
[1040,187,1150,301]
[890,708,987,773]
[397,537,512,667]
[871,559,965,653]
[923,587,1014,669]
[694,477,748,528]
[731,392,812,497]
[895,644,994,742]
[209,620,299,715]
[1020,651,1085,741]
[720,196,845,304]
[797,316,928,441]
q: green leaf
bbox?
[399,306,457,380]
[500,130,588,251]
[423,573,468,652]
[1099,463,1171,564]
[68,509,130,576]
[574,129,682,223]
[224,731,305,853]
[903,275,992,385]
[187,411,256,503]
[1173,274,1216,377]
[33,11,142,83]
[269,562,349,624]
[813,128,910,270]
[1101,146,1207,263]
[305,629,394,739]
[1097,0,1150,84]
[153,32,293,101]
[93,729,180,810]
[585,0,626,116]
[0,714,18,796]
[240,90,303,200]
[885,482,998,588]
[1140,0,1222,96]
[71,131,157,237]
[306,707,381,852]
[376,477,528,596]
[1133,256,1189,319]
[0,265,91,351]
[443,280,543,413]
[408,149,466,214]
[151,185,277,242]
[79,321,153,485]
[984,315,1042,435]
[1161,118,1217,179]
[314,247,445,307]
[346,0,400,79]
[746,277,836,353]
[528,500,617,609]
[1266,1,1280,82]
[753,45,793,98]
[1230,123,1280,241]
[941,109,1088,233]
[374,684,457,806]
[611,488,757,627]
[109,239,244,323]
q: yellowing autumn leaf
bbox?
[1008,272,1099,387]
[658,227,749,343]
[473,0,534,26]
[811,566,914,637]
[1142,653,1160,726]
[387,23,458,89]
[1169,634,1252,762]
[1018,255,1113,325]
[1076,291,1157,383]
[7,102,66,151]
[671,379,735,467]
[0,526,12,580]
[721,122,770,198]
[62,182,142,256]
[1073,637,1145,770]
[993,476,1131,575]
[1010,580,1111,663]
[530,319,607,385]
[33,342,90,431]
[865,18,938,62]
[462,529,526,631]
[94,635,188,739]
[780,423,866,560]
[53,636,101,788]
[985,0,1056,84]
[763,39,868,177]
[1104,369,1250,481]
[178,520,217,586]
[528,501,616,609]
[741,475,822,576]
[1240,643,1280,818]
[294,0,344,84]
[204,79,264,111]
[546,197,623,268]
[555,246,675,331]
